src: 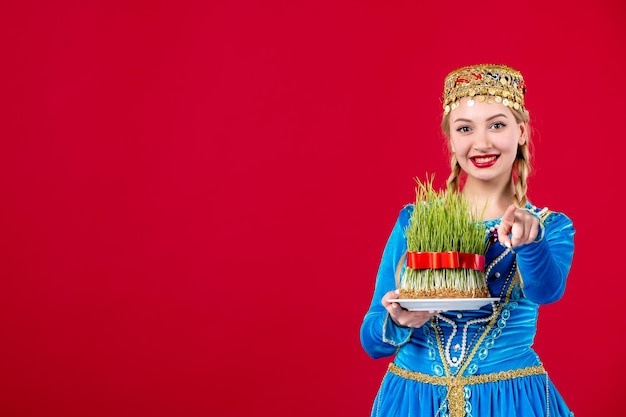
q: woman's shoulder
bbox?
[393,203,414,229]
[401,203,414,215]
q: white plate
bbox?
[390,298,500,311]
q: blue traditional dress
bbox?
[360,203,575,417]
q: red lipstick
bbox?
[470,154,499,168]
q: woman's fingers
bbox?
[393,310,435,328]
[496,204,517,247]
[497,204,539,248]
[382,290,435,328]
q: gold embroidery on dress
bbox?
[429,270,522,417]
[388,361,547,417]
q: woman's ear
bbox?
[518,122,528,145]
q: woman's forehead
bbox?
[450,97,514,121]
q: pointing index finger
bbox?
[499,204,517,228]
[497,204,517,248]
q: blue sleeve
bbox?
[360,206,414,359]
[514,211,575,304]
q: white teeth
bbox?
[473,156,496,163]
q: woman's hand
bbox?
[382,289,435,328]
[497,204,540,248]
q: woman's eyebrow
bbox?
[452,113,508,124]
[486,113,508,121]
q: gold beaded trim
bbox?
[388,362,545,385]
[388,362,546,417]
[443,64,526,115]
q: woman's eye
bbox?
[456,126,470,133]
[491,122,506,129]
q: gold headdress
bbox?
[442,64,526,115]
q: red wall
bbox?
[1,1,623,416]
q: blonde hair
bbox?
[441,108,532,208]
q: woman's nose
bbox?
[472,130,492,150]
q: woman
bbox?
[360,64,575,417]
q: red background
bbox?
[1,1,624,416]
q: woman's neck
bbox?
[461,178,516,221]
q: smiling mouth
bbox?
[470,155,499,167]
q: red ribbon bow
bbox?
[406,251,485,271]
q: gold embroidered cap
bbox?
[443,64,527,114]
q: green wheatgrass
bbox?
[402,175,489,298]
